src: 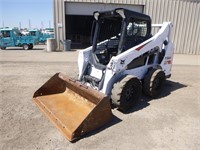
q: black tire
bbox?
[23,44,29,50]
[111,75,142,111]
[28,44,33,49]
[143,69,166,98]
[0,46,6,50]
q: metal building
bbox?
[54,0,200,54]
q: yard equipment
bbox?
[0,27,39,50]
[29,29,54,44]
[33,8,174,141]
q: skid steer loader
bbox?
[33,8,174,142]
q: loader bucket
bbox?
[33,73,113,142]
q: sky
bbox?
[0,0,53,29]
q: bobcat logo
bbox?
[120,59,125,66]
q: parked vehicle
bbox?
[0,27,39,50]
[29,29,54,44]
[44,28,54,35]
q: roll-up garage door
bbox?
[65,2,144,48]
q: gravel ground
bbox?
[0,45,200,150]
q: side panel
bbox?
[101,22,174,95]
[160,42,174,76]
[78,46,92,80]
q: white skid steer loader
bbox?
[33,8,174,141]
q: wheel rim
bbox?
[123,79,141,104]
[111,76,141,111]
[124,85,135,101]
[154,77,161,90]
[24,45,28,50]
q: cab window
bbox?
[126,19,148,38]
[30,31,36,36]
[123,19,148,51]
[2,31,11,37]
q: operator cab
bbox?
[91,8,151,67]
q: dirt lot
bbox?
[0,45,200,150]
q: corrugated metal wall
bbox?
[54,0,200,54]
[64,0,145,5]
[145,0,200,54]
[54,0,65,50]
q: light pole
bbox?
[29,19,31,29]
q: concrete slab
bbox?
[0,46,200,150]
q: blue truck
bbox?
[29,29,54,44]
[0,27,38,50]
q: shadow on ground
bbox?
[75,115,122,142]
[73,80,187,143]
[125,80,187,114]
[73,80,187,142]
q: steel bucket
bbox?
[33,73,113,141]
